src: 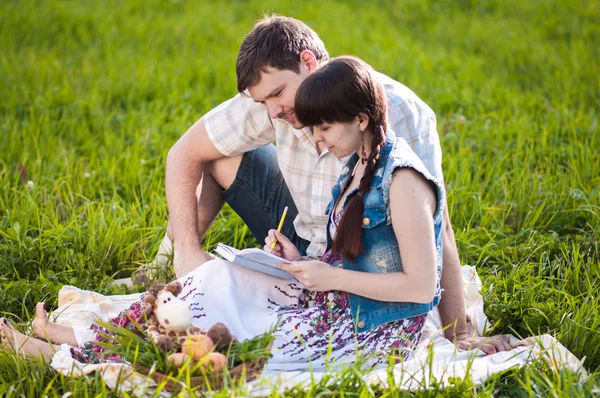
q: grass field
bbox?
[1,0,599,395]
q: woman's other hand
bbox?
[279,260,339,291]
[263,230,302,261]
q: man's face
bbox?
[247,65,311,129]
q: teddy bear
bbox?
[141,281,240,372]
[141,281,206,351]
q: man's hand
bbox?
[279,260,338,291]
[264,229,302,261]
[173,247,213,278]
[454,333,518,355]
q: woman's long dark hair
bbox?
[295,56,388,261]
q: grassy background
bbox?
[1,0,599,395]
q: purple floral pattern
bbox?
[271,252,426,368]
[268,210,427,370]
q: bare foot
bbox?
[32,302,50,339]
[32,302,78,346]
[0,318,56,363]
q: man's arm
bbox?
[165,118,225,277]
[439,204,513,354]
[438,205,469,338]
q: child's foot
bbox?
[0,318,55,362]
[32,302,79,346]
[32,302,78,346]
[32,302,50,340]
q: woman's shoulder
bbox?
[379,133,446,220]
[381,135,435,183]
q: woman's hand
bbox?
[279,260,339,291]
[263,230,302,261]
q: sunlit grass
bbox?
[1,0,599,395]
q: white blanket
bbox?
[49,265,586,394]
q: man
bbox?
[162,15,511,354]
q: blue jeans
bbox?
[222,145,310,256]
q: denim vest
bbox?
[325,129,445,332]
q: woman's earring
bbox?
[361,138,367,165]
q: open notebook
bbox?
[213,243,296,280]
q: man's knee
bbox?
[204,154,243,191]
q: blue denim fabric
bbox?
[223,144,310,256]
[325,130,446,331]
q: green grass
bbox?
[1,0,599,395]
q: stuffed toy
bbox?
[142,281,205,351]
[141,281,239,371]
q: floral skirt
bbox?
[268,287,426,371]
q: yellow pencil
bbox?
[271,206,289,250]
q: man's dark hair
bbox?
[236,15,329,93]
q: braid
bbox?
[333,125,386,261]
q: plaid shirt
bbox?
[204,72,443,257]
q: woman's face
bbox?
[311,115,368,159]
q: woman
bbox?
[260,55,445,369]
[0,56,444,371]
